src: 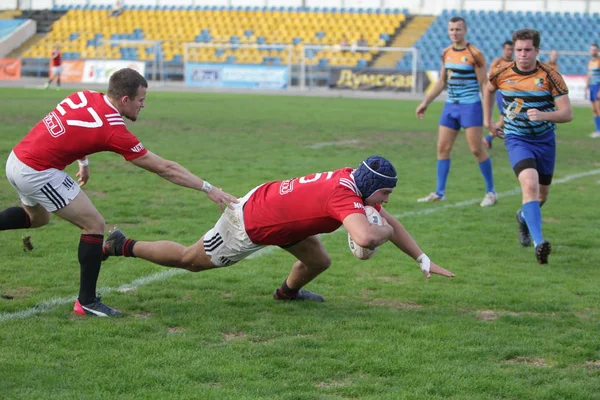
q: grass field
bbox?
[1,87,599,399]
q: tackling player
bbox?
[1,68,238,316]
[102,156,454,304]
[415,16,496,207]
[484,29,572,264]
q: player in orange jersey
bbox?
[484,40,514,148]
[415,17,496,207]
[484,29,572,265]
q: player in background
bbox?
[547,50,559,71]
[484,29,572,264]
[102,156,454,303]
[586,43,600,138]
[44,44,62,89]
[484,40,514,149]
[415,16,496,207]
[1,68,238,316]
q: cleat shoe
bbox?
[22,236,34,251]
[590,132,600,138]
[417,192,445,203]
[480,192,497,207]
[43,82,49,89]
[273,288,325,302]
[73,297,122,317]
[102,228,126,261]
[535,241,552,265]
[516,210,531,247]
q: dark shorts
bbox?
[439,101,483,130]
[505,130,556,185]
[590,83,600,102]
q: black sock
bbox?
[277,279,299,298]
[0,207,31,230]
[78,234,104,305]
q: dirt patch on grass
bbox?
[168,327,185,334]
[542,218,560,223]
[0,286,33,299]
[475,309,546,321]
[222,331,247,342]
[584,360,600,368]
[133,312,152,318]
[316,380,346,388]
[504,357,551,367]
[376,275,405,283]
[367,299,422,309]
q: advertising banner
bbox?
[0,58,21,80]
[328,67,433,92]
[81,60,146,84]
[59,60,85,83]
[186,63,288,89]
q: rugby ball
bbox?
[348,206,383,260]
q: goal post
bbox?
[97,39,164,84]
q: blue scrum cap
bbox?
[352,156,398,199]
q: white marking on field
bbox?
[305,139,360,149]
[2,168,599,322]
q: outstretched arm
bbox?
[130,151,239,211]
[379,207,454,278]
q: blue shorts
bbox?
[505,130,556,182]
[495,91,504,115]
[439,101,483,130]
[589,83,600,102]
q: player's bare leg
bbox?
[274,235,329,301]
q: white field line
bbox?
[2,168,599,322]
[305,139,360,149]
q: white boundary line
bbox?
[2,168,599,322]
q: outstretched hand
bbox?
[416,101,428,119]
[76,166,90,187]
[206,188,239,212]
[424,261,455,279]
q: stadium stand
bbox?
[17,6,407,69]
[398,9,597,75]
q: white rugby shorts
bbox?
[203,186,264,267]
[51,66,62,76]
[5,151,80,212]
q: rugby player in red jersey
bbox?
[1,68,238,316]
[103,156,454,303]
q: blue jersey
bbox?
[442,43,485,104]
[588,57,600,85]
[489,62,568,137]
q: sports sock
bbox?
[478,158,495,193]
[78,234,104,305]
[0,207,31,230]
[435,159,451,197]
[276,279,299,298]
[521,201,544,247]
[122,238,137,257]
[595,116,600,132]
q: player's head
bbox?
[108,68,148,122]
[447,16,467,44]
[512,29,540,71]
[352,156,397,205]
[549,49,558,63]
[590,43,598,57]
[502,40,514,59]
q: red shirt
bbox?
[13,90,147,171]
[51,49,61,67]
[244,167,381,246]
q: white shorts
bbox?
[51,66,62,76]
[203,186,264,267]
[5,151,80,212]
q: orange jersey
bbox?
[489,57,513,77]
[489,62,568,137]
[441,43,485,104]
[546,61,559,71]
